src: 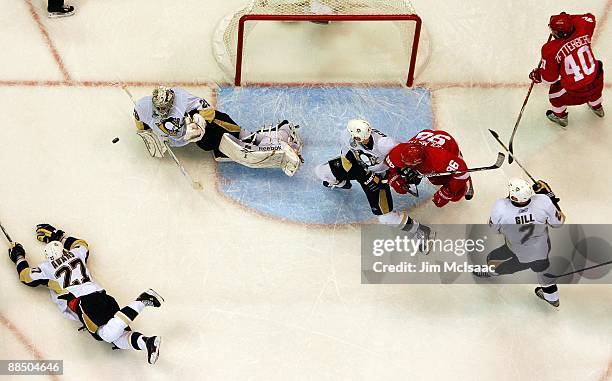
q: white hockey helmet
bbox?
[152,86,175,118]
[508,178,534,203]
[347,119,372,142]
[44,241,65,261]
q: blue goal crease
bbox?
[215,86,434,225]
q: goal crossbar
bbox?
[234,13,422,87]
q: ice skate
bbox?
[546,110,568,127]
[136,289,164,308]
[588,104,605,118]
[146,336,162,364]
[323,180,352,189]
[535,287,560,308]
[48,5,75,18]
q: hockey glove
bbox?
[529,68,542,84]
[36,224,65,243]
[401,168,422,185]
[362,171,383,193]
[532,180,560,204]
[8,242,26,264]
[432,188,452,208]
[387,169,409,194]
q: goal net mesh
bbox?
[213,0,423,85]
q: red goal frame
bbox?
[234,14,422,87]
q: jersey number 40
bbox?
[565,45,597,82]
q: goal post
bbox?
[214,0,424,87]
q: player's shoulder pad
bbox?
[490,197,509,216]
[531,194,555,209]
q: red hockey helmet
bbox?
[399,143,424,167]
[549,12,574,39]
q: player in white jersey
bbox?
[133,86,303,176]
[7,224,164,364]
[477,178,566,307]
[315,119,433,251]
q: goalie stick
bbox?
[120,85,203,191]
[508,34,553,164]
[544,260,612,279]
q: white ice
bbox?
[0,0,611,380]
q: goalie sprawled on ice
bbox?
[133,86,303,176]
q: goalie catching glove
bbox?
[36,224,65,243]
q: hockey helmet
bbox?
[508,178,534,204]
[549,12,574,39]
[152,86,175,118]
[347,119,372,142]
[399,142,424,167]
[44,241,65,262]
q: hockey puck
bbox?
[112,137,119,144]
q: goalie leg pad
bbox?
[218,134,302,176]
[137,130,167,158]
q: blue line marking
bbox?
[216,86,434,224]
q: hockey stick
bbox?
[422,152,505,177]
[508,34,553,164]
[120,85,203,191]
[0,218,13,243]
[488,129,536,183]
[543,260,612,278]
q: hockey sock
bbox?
[117,301,146,324]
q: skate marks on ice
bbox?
[215,86,435,224]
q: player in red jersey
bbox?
[384,129,471,208]
[529,12,605,127]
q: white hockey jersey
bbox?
[342,129,398,174]
[27,246,103,320]
[489,194,565,263]
[134,88,213,148]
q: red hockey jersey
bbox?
[386,130,469,199]
[540,13,600,91]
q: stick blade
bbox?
[488,129,499,139]
[494,152,505,167]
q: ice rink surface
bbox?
[0,0,611,380]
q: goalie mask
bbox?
[44,241,65,262]
[347,119,372,142]
[152,86,175,118]
[508,178,533,204]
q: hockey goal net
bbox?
[213,0,424,86]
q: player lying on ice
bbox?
[529,12,605,127]
[133,86,303,176]
[384,129,473,209]
[7,225,164,364]
[474,178,566,308]
[315,120,434,253]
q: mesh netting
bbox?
[213,0,421,85]
[245,0,416,15]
